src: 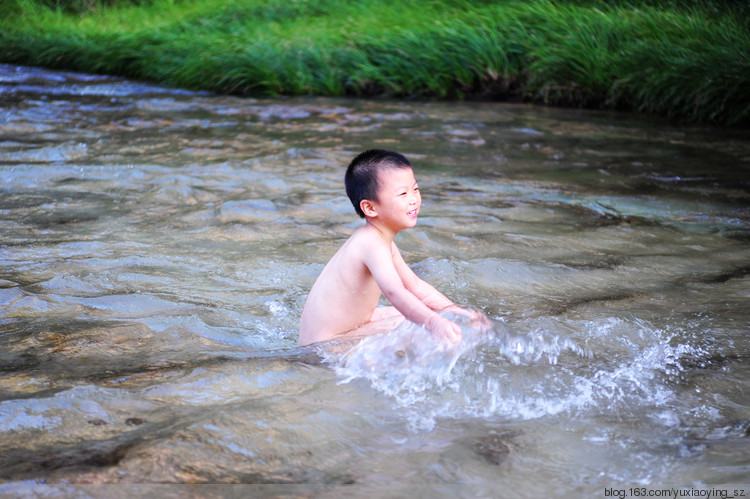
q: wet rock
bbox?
[0,439,137,479]
[474,433,512,465]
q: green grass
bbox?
[1,0,748,125]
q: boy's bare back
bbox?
[299,224,395,346]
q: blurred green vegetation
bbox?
[1,0,748,125]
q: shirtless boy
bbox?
[299,149,466,347]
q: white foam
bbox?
[328,311,706,430]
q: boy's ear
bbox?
[360,199,377,218]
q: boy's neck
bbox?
[365,218,397,243]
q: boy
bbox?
[299,149,466,347]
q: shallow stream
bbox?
[1,64,749,496]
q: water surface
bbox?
[1,64,750,496]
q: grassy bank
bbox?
[1,0,748,125]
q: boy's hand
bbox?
[427,314,462,347]
[445,305,491,329]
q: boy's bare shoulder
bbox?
[348,224,391,252]
[344,225,402,277]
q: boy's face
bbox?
[369,167,421,231]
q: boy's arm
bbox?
[362,240,461,344]
[392,242,487,326]
[391,242,455,311]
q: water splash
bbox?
[333,309,588,386]
[334,315,481,388]
[327,310,587,419]
[326,311,709,431]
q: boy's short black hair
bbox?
[345,149,413,218]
